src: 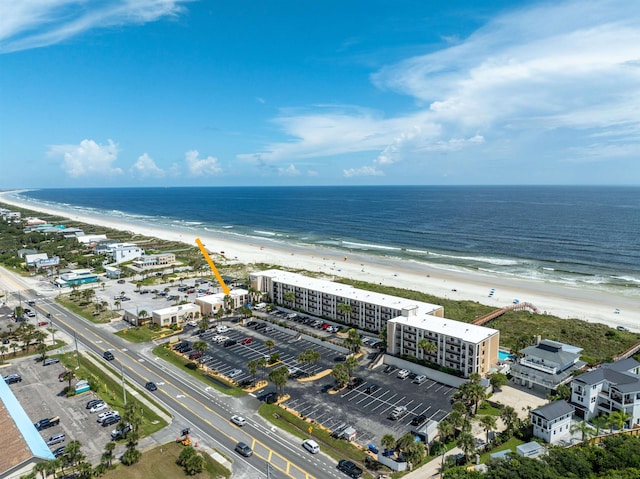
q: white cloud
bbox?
[131,153,165,178]
[239,0,640,175]
[0,0,190,53]
[48,139,122,178]
[343,166,384,178]
[185,150,222,176]
[278,164,301,176]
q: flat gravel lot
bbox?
[6,355,118,462]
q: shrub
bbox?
[185,362,198,370]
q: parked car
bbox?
[4,373,22,384]
[52,446,66,458]
[46,433,66,446]
[216,325,229,333]
[102,415,121,427]
[86,399,102,409]
[43,358,60,366]
[235,442,253,457]
[188,351,204,360]
[223,339,237,347]
[240,337,253,345]
[97,410,119,422]
[396,369,410,379]
[230,415,246,427]
[347,377,364,390]
[111,423,132,440]
[412,375,427,384]
[90,402,107,413]
[145,382,158,391]
[227,369,243,379]
[388,406,408,421]
[364,384,379,394]
[34,416,60,431]
[411,414,427,427]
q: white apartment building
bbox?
[387,314,499,378]
[530,400,575,445]
[250,270,444,332]
[570,358,640,428]
[132,253,176,269]
[251,270,498,377]
[95,242,144,264]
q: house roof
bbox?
[520,340,581,364]
[574,365,640,387]
[603,358,640,373]
[531,400,574,421]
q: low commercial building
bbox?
[250,270,444,332]
[0,380,54,478]
[152,303,201,327]
[570,358,640,427]
[53,270,99,288]
[104,265,122,279]
[387,314,499,378]
[195,288,249,316]
[510,339,585,392]
[530,400,575,445]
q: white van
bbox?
[397,369,410,379]
[302,439,320,454]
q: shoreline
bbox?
[1,190,638,333]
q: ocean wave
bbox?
[341,241,402,251]
[427,251,520,266]
[613,275,640,284]
[223,225,233,229]
[254,230,279,237]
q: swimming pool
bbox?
[498,350,515,361]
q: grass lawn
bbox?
[56,296,119,324]
[101,441,230,479]
[258,403,367,464]
[479,437,525,464]
[115,325,178,343]
[58,352,169,436]
[152,344,247,397]
[477,403,502,416]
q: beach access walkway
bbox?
[472,302,540,326]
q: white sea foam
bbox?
[341,241,401,251]
[254,230,277,236]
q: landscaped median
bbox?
[115,324,183,343]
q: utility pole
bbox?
[73,331,80,369]
[120,361,127,405]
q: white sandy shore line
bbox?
[1,191,638,333]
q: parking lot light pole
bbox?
[73,331,80,369]
[120,361,127,405]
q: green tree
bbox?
[193,340,208,354]
[337,302,352,318]
[570,420,595,442]
[36,342,48,361]
[418,337,437,357]
[403,440,426,467]
[489,372,507,391]
[62,369,76,392]
[122,400,143,434]
[479,415,497,444]
[438,418,455,444]
[264,339,275,355]
[248,359,258,381]
[101,441,116,469]
[269,366,290,397]
[456,432,476,461]
[607,409,631,432]
[343,328,363,353]
[381,433,396,453]
[331,363,349,389]
[283,291,295,305]
[121,431,141,465]
[344,354,360,378]
[499,405,519,436]
[199,316,209,331]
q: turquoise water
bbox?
[498,351,514,361]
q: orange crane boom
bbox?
[195,238,230,295]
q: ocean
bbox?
[12,186,640,293]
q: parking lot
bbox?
[4,355,120,462]
[176,318,456,451]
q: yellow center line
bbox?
[48,308,316,479]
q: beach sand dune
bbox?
[1,191,638,333]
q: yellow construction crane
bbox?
[195,238,230,294]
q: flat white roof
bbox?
[153,303,200,315]
[254,270,442,315]
[389,313,499,344]
[195,288,248,305]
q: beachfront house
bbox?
[509,339,585,392]
[132,253,176,269]
[93,242,144,264]
[570,358,640,428]
[530,400,575,445]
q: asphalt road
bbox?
[1,274,345,479]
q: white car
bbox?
[90,402,107,413]
[302,439,320,454]
[397,369,410,379]
[213,335,228,343]
[97,410,119,422]
[228,369,243,379]
[216,325,229,333]
[187,320,198,327]
[230,415,246,426]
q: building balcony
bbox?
[519,358,558,374]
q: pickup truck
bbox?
[34,416,60,431]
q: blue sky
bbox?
[1,0,639,187]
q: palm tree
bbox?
[63,369,76,391]
[570,419,595,442]
[500,405,519,435]
[137,309,148,325]
[381,433,396,454]
[331,363,349,389]
[32,460,47,479]
[36,342,48,361]
[456,431,476,462]
[114,300,121,311]
[283,291,295,306]
[607,409,631,432]
[248,359,258,382]
[257,357,267,381]
[591,415,609,436]
[337,302,352,319]
[269,366,290,397]
[10,341,19,357]
[418,338,437,358]
[193,341,208,355]
[122,401,144,434]
[343,328,363,353]
[199,316,209,331]
[0,345,7,360]
[264,339,275,356]
[438,419,454,444]
[478,415,497,444]
[344,355,360,378]
[102,441,116,468]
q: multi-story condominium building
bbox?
[251,270,499,377]
[510,339,585,392]
[570,358,640,428]
[387,314,499,378]
[250,270,444,332]
[530,400,575,445]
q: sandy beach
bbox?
[1,191,638,333]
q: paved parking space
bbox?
[5,356,118,462]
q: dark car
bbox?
[4,373,22,384]
[43,358,60,366]
[411,414,427,427]
[235,442,253,457]
[86,399,102,409]
[364,384,379,394]
[223,339,237,347]
[347,377,364,390]
[52,446,67,458]
[337,460,363,478]
[102,415,121,427]
[103,351,115,361]
[189,351,203,360]
[254,322,267,330]
[246,321,257,328]
[145,382,157,391]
